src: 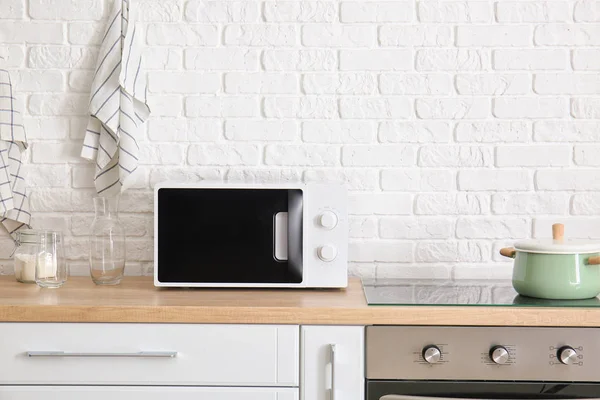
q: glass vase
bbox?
[89,196,126,285]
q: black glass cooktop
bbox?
[363,279,600,307]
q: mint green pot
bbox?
[510,251,600,300]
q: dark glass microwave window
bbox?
[157,188,303,284]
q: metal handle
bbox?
[380,396,583,400]
[330,344,337,400]
[27,351,177,358]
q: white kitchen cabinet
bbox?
[0,386,299,400]
[0,323,299,387]
[301,326,364,400]
[0,322,367,399]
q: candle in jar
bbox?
[37,252,58,278]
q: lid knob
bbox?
[552,223,565,242]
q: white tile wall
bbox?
[1,0,599,280]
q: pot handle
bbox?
[499,248,516,259]
[552,223,565,242]
[587,256,600,265]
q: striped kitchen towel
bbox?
[81,0,150,197]
[0,68,30,235]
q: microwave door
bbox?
[156,188,303,284]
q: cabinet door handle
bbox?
[26,351,178,358]
[330,344,337,400]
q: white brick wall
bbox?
[1,0,599,280]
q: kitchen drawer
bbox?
[0,387,299,400]
[0,323,299,386]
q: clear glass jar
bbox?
[89,196,126,285]
[35,230,67,289]
[14,229,41,283]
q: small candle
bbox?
[38,252,58,279]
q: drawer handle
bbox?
[330,344,337,400]
[26,351,178,358]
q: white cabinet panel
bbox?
[0,386,299,400]
[301,326,364,400]
[0,323,299,386]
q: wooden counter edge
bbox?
[1,304,600,326]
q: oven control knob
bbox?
[422,345,442,364]
[558,346,578,365]
[318,245,337,262]
[319,211,338,230]
[490,346,510,365]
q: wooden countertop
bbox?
[0,276,599,326]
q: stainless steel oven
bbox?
[367,383,600,400]
[366,326,600,400]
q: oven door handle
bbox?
[380,396,581,400]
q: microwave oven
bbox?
[154,183,348,288]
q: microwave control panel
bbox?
[302,184,348,288]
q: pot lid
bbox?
[514,239,600,254]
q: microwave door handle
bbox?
[273,211,288,261]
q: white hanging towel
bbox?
[0,68,30,235]
[81,0,150,197]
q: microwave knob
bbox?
[318,211,338,230]
[318,245,337,262]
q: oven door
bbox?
[367,381,600,400]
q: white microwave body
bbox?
[154,182,348,288]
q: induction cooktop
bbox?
[363,278,600,307]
